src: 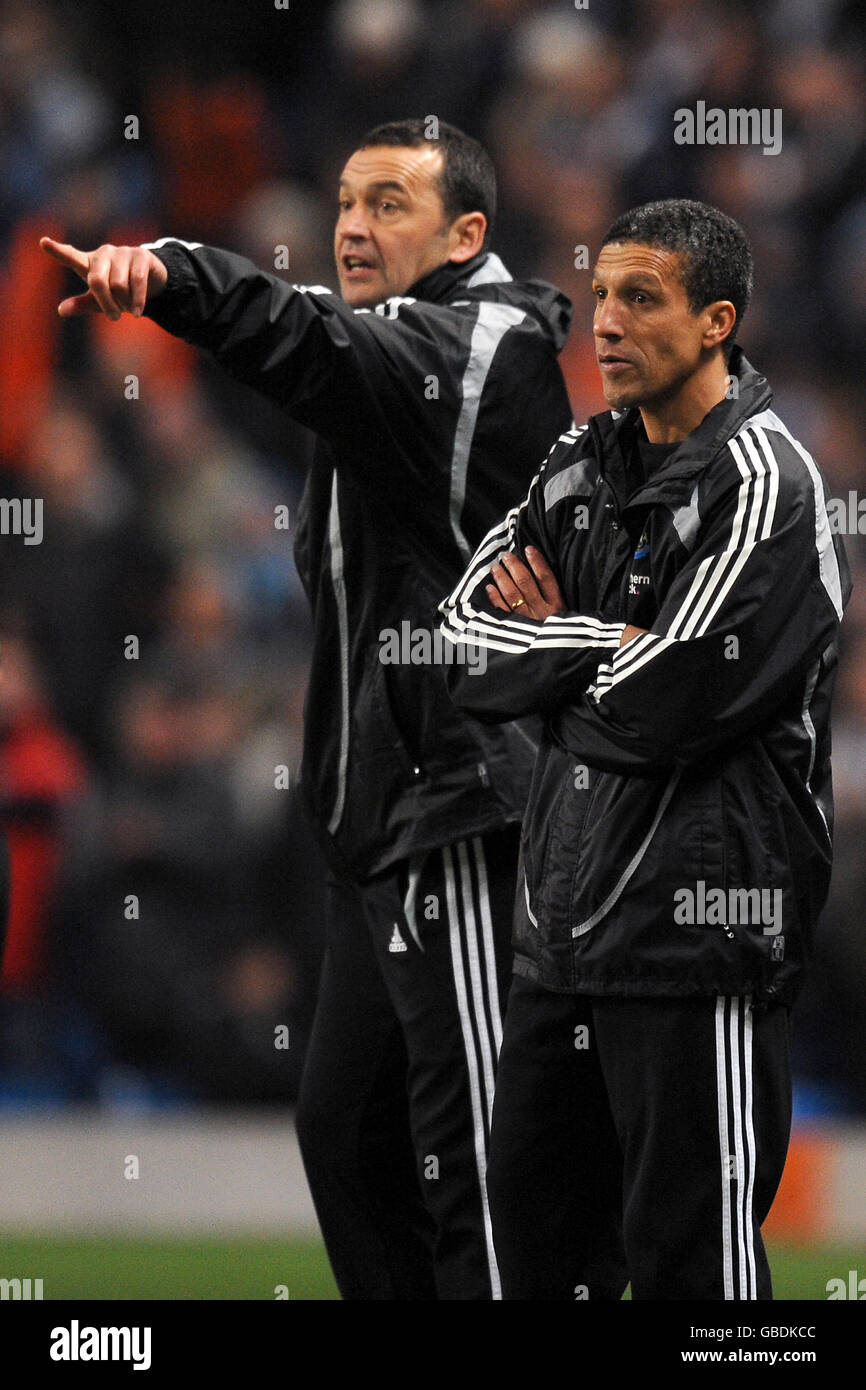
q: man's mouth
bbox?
[342,254,377,275]
[598,354,636,373]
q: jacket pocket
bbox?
[373,648,424,775]
[375,638,486,779]
[525,742,600,943]
[719,750,775,894]
[351,643,419,784]
[568,768,682,937]
[667,767,725,886]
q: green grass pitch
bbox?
[1,1235,863,1300]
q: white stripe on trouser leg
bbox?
[471,836,504,1054]
[729,998,748,1298]
[715,997,735,1299]
[742,998,758,1297]
[456,841,497,1128]
[443,845,502,1299]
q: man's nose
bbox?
[594,298,624,338]
[339,204,371,240]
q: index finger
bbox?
[39,237,90,278]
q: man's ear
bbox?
[447,212,487,263]
[702,300,737,355]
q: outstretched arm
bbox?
[39,236,480,484]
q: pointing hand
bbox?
[40,237,168,320]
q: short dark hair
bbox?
[601,199,753,360]
[357,119,496,250]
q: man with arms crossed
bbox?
[41,120,573,1299]
[440,199,850,1299]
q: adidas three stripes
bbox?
[485,975,792,1300]
[296,826,518,1300]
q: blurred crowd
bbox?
[0,0,864,1111]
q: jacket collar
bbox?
[405,250,508,305]
[590,346,774,502]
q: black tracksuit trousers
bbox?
[486,972,793,1300]
[296,826,518,1300]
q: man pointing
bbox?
[42,119,573,1299]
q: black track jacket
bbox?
[440,349,851,1004]
[144,240,573,877]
